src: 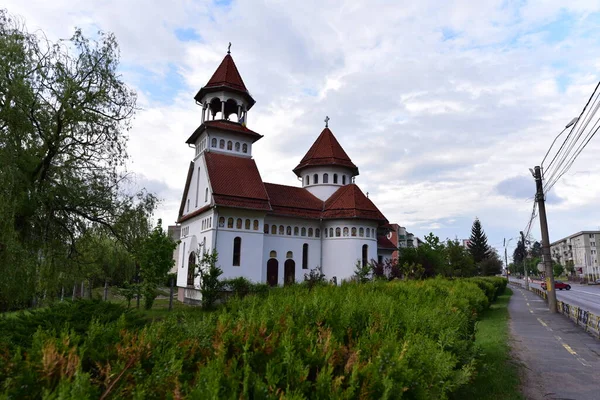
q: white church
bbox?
[174,50,396,302]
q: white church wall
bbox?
[206,130,253,158]
[182,155,211,217]
[301,166,355,201]
[177,210,215,289]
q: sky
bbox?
[5,0,600,259]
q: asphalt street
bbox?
[511,278,600,316]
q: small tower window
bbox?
[270,250,277,258]
[233,237,241,266]
[187,199,190,212]
[362,244,368,267]
[286,251,293,259]
[335,227,341,237]
[219,139,225,149]
[351,227,357,237]
[329,228,334,237]
[245,219,251,230]
[264,224,269,234]
[227,141,233,150]
[323,173,329,183]
[359,227,364,237]
[333,174,338,184]
[227,218,234,228]
[302,244,309,270]
[316,228,320,238]
[279,225,285,235]
[308,228,313,237]
[287,226,292,235]
[236,218,243,229]
[242,143,248,153]
[219,217,225,227]
[366,228,370,238]
[235,142,240,152]
[325,229,328,238]
[253,220,259,230]
[342,175,346,185]
[205,188,209,202]
[211,138,217,148]
[301,227,306,236]
[343,227,349,237]
[306,175,310,185]
[271,225,277,235]
[313,174,319,184]
[195,167,200,207]
[294,227,299,236]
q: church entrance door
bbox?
[284,259,295,285]
[267,258,278,287]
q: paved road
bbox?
[509,285,600,400]
[511,278,600,315]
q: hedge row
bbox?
[0,277,506,399]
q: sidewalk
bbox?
[509,285,600,400]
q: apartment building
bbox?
[550,231,600,280]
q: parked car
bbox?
[541,280,571,290]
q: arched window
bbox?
[187,252,196,286]
[301,227,306,236]
[302,243,309,269]
[279,225,285,235]
[333,174,338,184]
[286,251,293,259]
[205,188,209,202]
[286,226,292,235]
[329,228,334,237]
[323,173,329,183]
[308,228,313,237]
[325,229,328,238]
[351,227,357,237]
[366,228,370,238]
[313,174,319,184]
[227,141,233,150]
[211,138,217,147]
[343,227,349,237]
[245,219,251,230]
[306,175,310,185]
[233,237,241,266]
[359,227,364,237]
[235,142,240,152]
[336,227,341,237]
[195,167,200,207]
[315,228,320,238]
[253,220,259,230]
[242,143,248,153]
[362,244,368,267]
[219,217,225,227]
[342,175,346,185]
[270,250,277,258]
[227,218,234,228]
[181,242,186,268]
[236,218,243,229]
[271,225,277,235]
[219,139,225,149]
[294,227,299,236]
[187,199,190,212]
[372,228,376,238]
[264,224,269,234]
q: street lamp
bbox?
[541,117,579,171]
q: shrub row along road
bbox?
[512,278,600,315]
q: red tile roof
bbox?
[293,128,359,176]
[377,235,397,250]
[194,54,255,108]
[186,120,263,144]
[204,152,271,211]
[178,161,195,219]
[178,204,212,224]
[264,183,323,219]
[323,184,387,223]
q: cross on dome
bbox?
[227,42,231,54]
[324,116,330,128]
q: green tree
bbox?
[467,218,491,264]
[553,262,564,278]
[445,239,475,277]
[530,241,542,258]
[513,238,527,270]
[138,219,177,309]
[195,249,223,310]
[479,248,503,276]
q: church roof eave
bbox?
[185,120,263,144]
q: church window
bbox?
[205,188,209,202]
[359,227,364,237]
[219,217,225,227]
[236,218,243,229]
[333,174,338,184]
[313,174,319,184]
[301,227,306,236]
[227,218,234,229]
[209,217,212,227]
[323,173,329,183]
[242,144,248,153]
[219,139,225,149]
[233,237,241,266]
[270,250,277,258]
[187,199,190,212]
[211,138,217,147]
[182,242,186,268]
[264,223,269,234]
[362,245,368,267]
[366,228,370,238]
[195,167,200,207]
[315,228,320,238]
[306,175,310,185]
[343,227,349,237]
[329,228,333,237]
[279,225,285,235]
[286,251,293,259]
[335,228,341,237]
[351,227,357,237]
[187,252,196,286]
[294,227,299,236]
[372,228,376,238]
[286,226,292,235]
[271,225,277,234]
[227,141,233,150]
[302,244,308,269]
[308,228,313,237]
[253,220,259,230]
[235,142,240,152]
[342,175,346,185]
[325,229,328,238]
[245,219,251,230]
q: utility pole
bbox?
[533,166,557,313]
[520,231,529,291]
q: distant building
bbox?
[550,231,600,280]
[461,239,470,248]
[386,224,420,261]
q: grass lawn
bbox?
[453,288,523,400]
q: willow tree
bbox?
[0,10,137,309]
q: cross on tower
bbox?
[227,42,231,54]
[324,116,330,128]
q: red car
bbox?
[541,280,571,290]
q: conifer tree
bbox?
[467,218,491,263]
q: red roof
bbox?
[194,54,255,108]
[186,120,263,144]
[178,204,212,224]
[323,184,387,223]
[377,235,397,250]
[204,152,271,211]
[293,128,359,176]
[264,183,323,219]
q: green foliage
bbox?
[480,249,503,276]
[221,277,269,298]
[0,278,505,399]
[303,265,327,288]
[468,218,491,264]
[553,262,564,277]
[196,249,223,309]
[353,260,372,282]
